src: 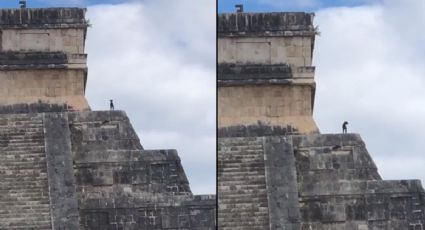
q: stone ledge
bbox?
[0,8,87,29]
[218,12,315,37]
[300,180,425,197]
[218,78,295,86]
[218,64,315,86]
[0,102,74,114]
[218,124,299,138]
[0,52,87,70]
[218,63,292,79]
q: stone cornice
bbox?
[218,12,315,37]
[0,52,87,70]
[0,8,87,29]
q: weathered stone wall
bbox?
[43,113,80,229]
[0,111,216,229]
[1,29,86,53]
[0,69,88,111]
[67,111,216,229]
[68,111,191,197]
[69,111,216,229]
[294,134,424,230]
[263,136,301,229]
[218,130,425,229]
[218,37,313,66]
[218,85,317,133]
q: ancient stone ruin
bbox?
[217,12,425,229]
[0,7,215,229]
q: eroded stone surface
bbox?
[218,132,425,229]
[0,111,216,229]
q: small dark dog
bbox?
[110,100,114,110]
[342,121,349,134]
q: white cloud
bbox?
[314,1,425,183]
[85,0,216,194]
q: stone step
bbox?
[0,172,47,177]
[218,167,266,173]
[0,116,50,230]
[0,157,46,162]
[219,224,269,229]
[219,144,264,150]
[219,152,264,158]
[0,136,44,140]
[0,125,43,130]
[219,157,265,163]
[0,146,45,152]
[218,139,269,228]
[218,161,266,166]
[218,192,269,198]
[0,214,50,218]
[0,151,45,156]
[218,179,267,186]
[0,165,47,171]
[219,148,264,153]
[0,140,44,145]
[219,203,269,209]
[0,204,50,210]
[0,161,46,166]
[219,222,268,227]
[0,196,49,202]
[0,209,51,215]
[0,115,42,121]
[219,226,268,230]
[0,141,44,146]
[218,219,269,225]
[0,221,51,230]
[218,174,267,180]
[0,129,43,134]
[219,197,268,204]
[218,214,269,222]
[219,191,268,197]
[0,154,45,159]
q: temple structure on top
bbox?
[218,12,318,133]
[0,7,215,229]
[0,8,89,112]
[218,11,425,230]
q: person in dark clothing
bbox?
[110,99,114,110]
[342,121,349,134]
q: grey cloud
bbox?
[85,1,216,194]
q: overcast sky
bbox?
[220,0,425,184]
[0,0,216,195]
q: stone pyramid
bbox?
[0,7,215,229]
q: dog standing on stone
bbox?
[342,121,349,134]
[110,100,114,110]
